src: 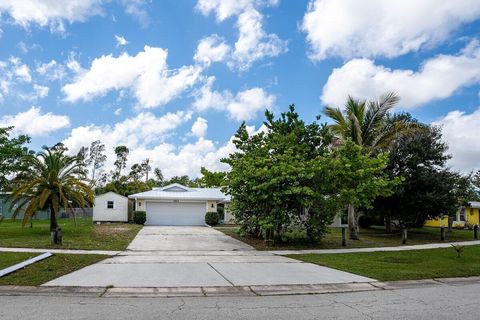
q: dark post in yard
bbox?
[440,227,445,241]
[474,225,478,240]
[401,228,407,244]
[56,227,62,244]
[341,225,347,247]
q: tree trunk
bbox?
[91,165,96,185]
[385,214,392,233]
[348,204,359,240]
[402,228,408,244]
[50,205,58,244]
[448,216,453,232]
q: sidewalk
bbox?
[3,239,480,256]
[269,240,480,255]
[0,247,120,256]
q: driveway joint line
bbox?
[207,262,235,287]
[248,286,260,296]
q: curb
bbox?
[2,276,480,298]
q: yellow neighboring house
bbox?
[424,201,480,228]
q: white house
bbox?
[129,184,232,226]
[93,192,130,222]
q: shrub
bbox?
[278,229,311,245]
[358,215,375,228]
[205,211,219,226]
[133,211,146,225]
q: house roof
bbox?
[128,183,230,202]
[96,191,128,199]
[469,201,480,208]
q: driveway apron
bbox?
[44,226,373,287]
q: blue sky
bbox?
[0,0,479,177]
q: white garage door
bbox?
[145,201,206,226]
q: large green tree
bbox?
[9,147,94,243]
[325,93,417,238]
[373,124,467,230]
[222,106,337,242]
[321,140,400,239]
[0,127,30,190]
[199,167,226,187]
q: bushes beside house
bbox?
[133,211,146,225]
[205,211,219,226]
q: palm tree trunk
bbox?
[348,204,359,240]
[50,205,58,244]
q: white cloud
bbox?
[36,60,66,81]
[18,84,49,101]
[63,108,268,178]
[196,0,286,70]
[191,117,208,137]
[231,6,286,70]
[62,46,202,108]
[321,42,480,108]
[302,0,480,61]
[17,41,28,54]
[125,137,236,179]
[114,108,122,116]
[0,0,105,33]
[63,111,193,154]
[0,106,70,136]
[115,35,129,46]
[62,110,231,178]
[33,84,49,99]
[13,64,32,83]
[432,108,480,173]
[0,57,51,102]
[120,0,150,27]
[194,35,231,66]
[193,76,276,121]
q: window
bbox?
[107,201,114,209]
[138,202,142,207]
[460,208,466,222]
[211,203,215,208]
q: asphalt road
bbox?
[1,282,479,319]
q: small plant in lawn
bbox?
[451,244,465,258]
[133,211,146,225]
[205,211,219,226]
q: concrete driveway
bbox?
[127,226,253,251]
[44,226,373,287]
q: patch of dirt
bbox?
[94,225,131,236]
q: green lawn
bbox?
[287,245,480,281]
[0,218,142,250]
[216,226,477,250]
[0,252,106,286]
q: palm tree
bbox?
[9,147,94,244]
[325,92,417,239]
